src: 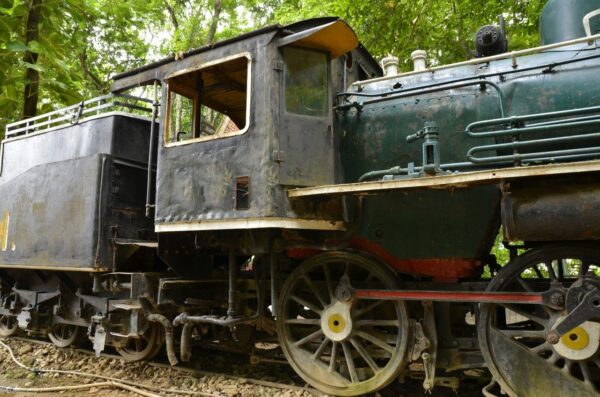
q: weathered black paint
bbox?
[0,115,155,270]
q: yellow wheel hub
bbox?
[328,314,346,333]
[560,326,589,351]
[321,301,353,342]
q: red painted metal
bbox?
[285,238,483,281]
[349,237,481,280]
[355,289,544,304]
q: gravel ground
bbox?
[0,338,488,396]
[0,338,317,397]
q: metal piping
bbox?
[337,53,600,103]
[180,322,193,362]
[338,80,506,117]
[352,32,600,86]
[145,81,159,218]
[467,138,600,164]
[146,313,178,366]
[466,104,600,137]
[227,252,237,318]
[172,259,264,329]
[270,253,279,316]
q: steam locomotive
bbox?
[2,0,600,395]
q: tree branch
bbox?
[166,2,179,30]
[22,0,43,119]
[80,45,105,92]
[206,0,222,45]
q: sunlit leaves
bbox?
[274,0,546,69]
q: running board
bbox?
[288,159,600,198]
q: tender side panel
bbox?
[0,155,103,270]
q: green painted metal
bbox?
[540,0,600,45]
[338,43,600,262]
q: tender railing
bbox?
[4,94,154,139]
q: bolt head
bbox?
[547,331,560,344]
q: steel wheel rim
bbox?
[0,315,17,337]
[115,323,161,362]
[478,245,600,397]
[48,323,79,347]
[277,251,409,396]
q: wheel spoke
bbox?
[480,247,600,397]
[311,338,329,360]
[355,300,384,318]
[364,272,376,286]
[350,337,379,373]
[516,277,534,292]
[547,262,558,280]
[322,264,335,303]
[531,341,551,354]
[278,252,409,395]
[580,361,594,385]
[556,259,564,280]
[355,319,400,327]
[294,329,323,347]
[290,294,322,315]
[498,328,547,339]
[356,330,395,354]
[286,318,320,325]
[342,342,359,383]
[302,274,327,308]
[329,341,338,372]
[498,303,548,326]
[548,352,560,364]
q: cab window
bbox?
[165,55,250,144]
[283,47,328,118]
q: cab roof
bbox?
[111,18,381,93]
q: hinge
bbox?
[272,150,284,163]
[273,61,284,71]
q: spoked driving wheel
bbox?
[478,245,600,397]
[48,323,79,348]
[277,251,410,396]
[0,315,18,338]
[114,322,163,362]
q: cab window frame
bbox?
[282,46,331,119]
[163,52,252,147]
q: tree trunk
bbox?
[22,0,43,120]
[206,0,222,45]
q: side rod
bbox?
[355,289,544,305]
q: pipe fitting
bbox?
[147,313,178,366]
[381,55,399,76]
[411,50,427,71]
[172,312,188,328]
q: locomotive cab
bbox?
[111,19,382,245]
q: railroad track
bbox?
[1,336,491,396]
[0,336,322,397]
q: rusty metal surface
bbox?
[152,22,381,231]
[502,174,600,242]
[0,116,154,271]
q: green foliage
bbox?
[274,0,546,69]
[0,0,549,140]
[491,229,511,267]
[0,0,159,137]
